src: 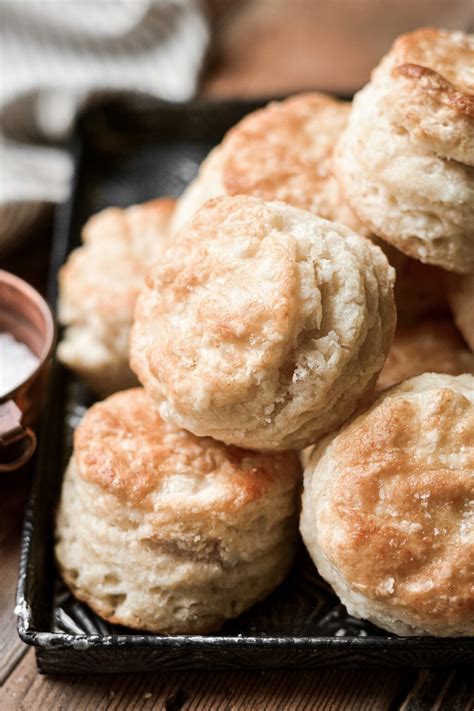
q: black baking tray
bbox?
[16,99,474,673]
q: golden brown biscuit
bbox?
[301,373,474,636]
[55,388,301,634]
[58,198,175,395]
[375,28,474,165]
[334,28,474,273]
[131,195,395,451]
[171,93,369,235]
[447,274,474,351]
[378,321,474,389]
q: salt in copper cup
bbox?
[0,270,54,472]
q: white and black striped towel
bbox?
[0,0,209,253]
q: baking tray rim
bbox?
[15,97,474,664]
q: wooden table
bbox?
[1,3,473,708]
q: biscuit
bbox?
[374,28,474,166]
[377,321,474,390]
[334,28,474,273]
[171,93,370,235]
[447,274,474,351]
[58,198,175,395]
[131,195,395,451]
[55,388,301,634]
[301,373,474,637]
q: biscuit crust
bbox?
[301,373,474,636]
[131,195,395,450]
[376,28,474,165]
[55,388,301,634]
[74,389,300,511]
[172,93,369,235]
[58,198,175,394]
[334,28,474,273]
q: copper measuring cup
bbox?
[0,270,54,472]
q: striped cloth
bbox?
[0,0,209,253]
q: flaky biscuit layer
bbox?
[132,195,395,450]
[58,198,175,395]
[55,388,301,634]
[172,93,369,235]
[334,28,474,274]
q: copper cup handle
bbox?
[0,400,37,472]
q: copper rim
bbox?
[0,269,55,402]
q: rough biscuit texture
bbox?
[447,274,474,351]
[375,28,474,165]
[334,28,474,274]
[55,388,301,634]
[58,198,175,395]
[171,93,370,235]
[131,195,396,451]
[301,373,474,636]
[378,321,474,390]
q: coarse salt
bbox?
[0,332,39,397]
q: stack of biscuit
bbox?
[55,27,474,637]
[335,28,474,274]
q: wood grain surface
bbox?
[0,653,410,710]
[1,2,473,708]
[0,468,31,686]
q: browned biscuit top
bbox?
[74,388,301,510]
[389,27,474,108]
[59,198,176,322]
[319,375,474,627]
